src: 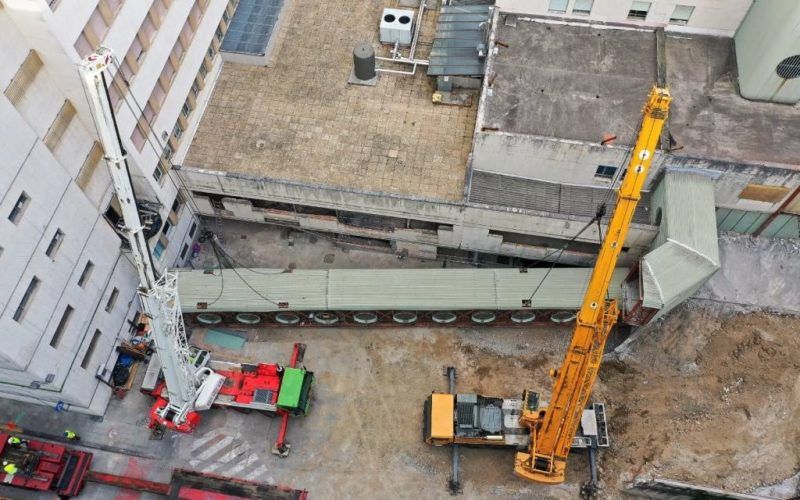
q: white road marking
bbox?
[194,435,236,461]
[225,453,262,477]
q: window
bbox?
[131,121,146,151]
[153,240,166,259]
[128,35,144,64]
[140,12,157,42]
[43,100,76,151]
[180,21,194,49]
[77,142,104,190]
[4,50,43,105]
[8,192,30,224]
[13,276,40,322]
[81,329,102,369]
[50,305,74,348]
[105,287,119,312]
[181,100,192,118]
[172,121,184,140]
[77,260,94,287]
[118,57,135,82]
[189,221,197,238]
[215,27,224,43]
[594,165,618,180]
[190,81,200,98]
[87,7,110,44]
[572,0,594,15]
[628,1,651,20]
[548,0,567,13]
[74,33,93,58]
[153,163,166,183]
[162,219,173,238]
[199,61,209,79]
[207,45,216,60]
[171,39,185,62]
[670,5,694,25]
[180,243,189,259]
[45,229,65,258]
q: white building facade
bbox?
[497,0,753,36]
[0,0,234,415]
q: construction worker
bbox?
[2,460,18,477]
[63,430,80,441]
[6,436,28,449]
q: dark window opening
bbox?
[50,305,74,348]
[594,165,618,180]
[78,260,94,287]
[81,329,102,369]
[14,276,40,322]
[9,192,30,224]
[105,287,119,312]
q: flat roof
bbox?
[481,19,800,167]
[176,268,627,313]
[184,0,477,201]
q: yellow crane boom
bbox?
[514,86,671,483]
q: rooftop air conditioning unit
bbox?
[380,8,414,46]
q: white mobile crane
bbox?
[78,49,314,438]
[79,49,225,432]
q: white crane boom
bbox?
[78,48,222,429]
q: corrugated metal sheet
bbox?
[177,267,627,313]
[641,170,720,311]
[177,269,328,312]
[428,4,492,77]
[470,171,652,224]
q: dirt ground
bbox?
[596,305,800,496]
[191,324,588,499]
[184,304,800,499]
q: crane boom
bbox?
[78,48,221,430]
[514,86,671,483]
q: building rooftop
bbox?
[480,19,800,167]
[184,0,477,201]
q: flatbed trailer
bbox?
[0,433,92,497]
[0,433,308,499]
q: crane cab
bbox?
[424,392,530,448]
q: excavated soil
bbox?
[595,306,800,495]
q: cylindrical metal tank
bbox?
[734,0,800,104]
[353,42,376,81]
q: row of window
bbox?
[127,1,230,186]
[548,1,695,25]
[13,272,119,369]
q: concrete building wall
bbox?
[734,0,800,104]
[497,0,753,36]
[0,0,229,414]
[471,131,800,217]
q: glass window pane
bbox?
[573,0,593,13]
[670,5,695,23]
[548,0,568,13]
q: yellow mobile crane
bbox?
[424,86,671,485]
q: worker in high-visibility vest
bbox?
[7,436,28,449]
[63,430,80,441]
[2,460,18,476]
